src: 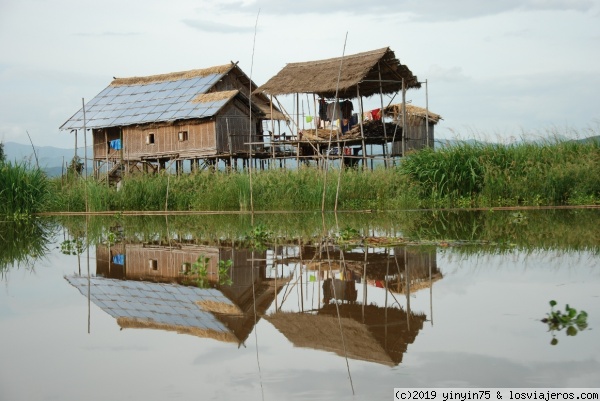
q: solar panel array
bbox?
[60,72,231,130]
[65,276,232,333]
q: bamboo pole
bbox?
[402,79,406,157]
[82,98,88,179]
[377,63,388,168]
[425,79,430,148]
[357,86,367,169]
[248,9,260,216]
[322,32,348,213]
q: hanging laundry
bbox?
[341,100,354,120]
[318,98,328,121]
[109,139,122,150]
[370,108,381,121]
[326,101,342,122]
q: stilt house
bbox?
[60,62,283,181]
[254,47,433,166]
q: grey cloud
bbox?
[182,18,256,34]
[206,0,595,21]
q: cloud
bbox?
[426,65,470,82]
[72,31,140,37]
[204,0,596,21]
[182,18,256,33]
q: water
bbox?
[1,210,599,400]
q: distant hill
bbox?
[573,135,600,144]
[2,142,92,177]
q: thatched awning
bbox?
[255,47,420,99]
[384,104,443,124]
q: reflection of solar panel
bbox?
[60,71,235,130]
[65,276,232,333]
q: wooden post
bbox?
[425,79,430,148]
[104,130,109,187]
[377,63,388,168]
[402,79,406,158]
[82,98,88,179]
[357,86,367,169]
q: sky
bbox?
[1,0,599,149]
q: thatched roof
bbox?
[110,64,232,87]
[385,103,443,124]
[192,89,239,103]
[255,47,420,99]
[117,317,238,342]
[266,304,426,366]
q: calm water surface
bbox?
[1,210,599,400]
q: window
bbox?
[178,131,188,142]
[181,262,191,273]
[146,132,155,144]
[148,259,158,271]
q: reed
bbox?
[400,139,600,207]
[0,160,51,217]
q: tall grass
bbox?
[49,168,420,212]
[0,161,51,217]
[47,137,599,212]
[400,139,600,207]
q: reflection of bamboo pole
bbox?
[429,252,433,326]
[86,216,91,334]
[405,247,410,330]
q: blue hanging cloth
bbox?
[109,139,122,150]
[112,254,125,265]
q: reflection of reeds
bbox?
[0,220,54,276]
[56,207,600,256]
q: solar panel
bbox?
[60,69,236,129]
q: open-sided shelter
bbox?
[255,47,428,165]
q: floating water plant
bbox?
[542,300,588,345]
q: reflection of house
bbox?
[66,276,242,342]
[283,245,442,295]
[267,304,426,366]
[68,242,290,344]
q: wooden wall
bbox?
[391,121,435,156]
[215,98,262,153]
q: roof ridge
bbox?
[110,64,233,87]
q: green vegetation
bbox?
[56,208,600,254]
[400,139,600,207]
[0,220,55,277]
[542,300,588,345]
[0,160,51,218]
[181,255,233,288]
[3,136,599,217]
[47,138,599,213]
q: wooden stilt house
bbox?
[254,47,432,167]
[60,62,283,182]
